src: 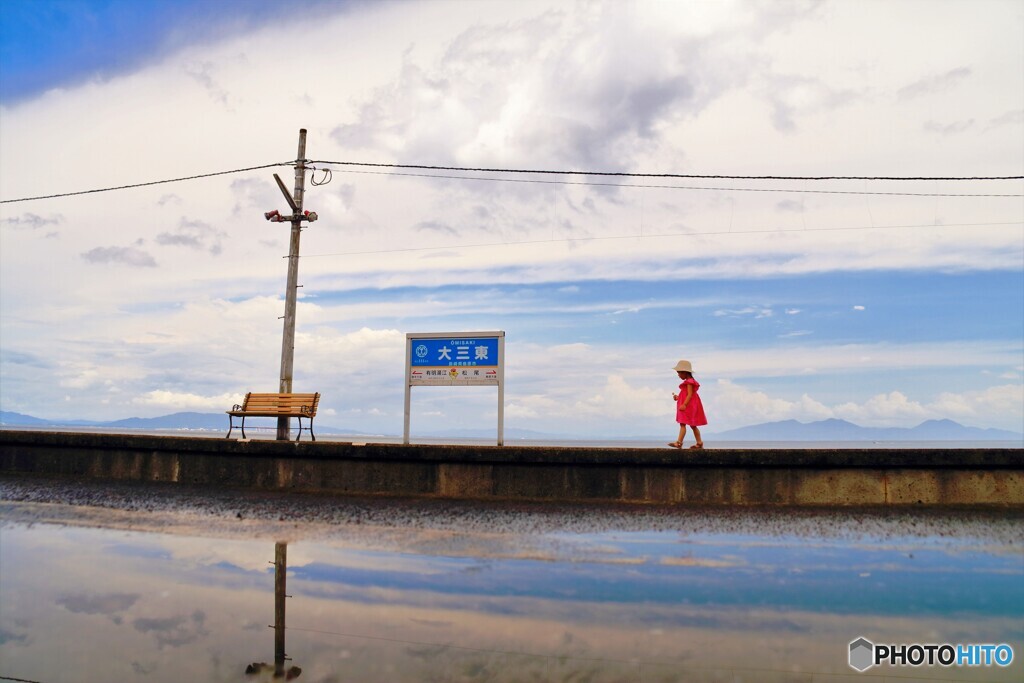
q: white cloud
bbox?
[709,379,833,425]
[133,390,245,411]
[927,384,1024,425]
[710,382,1023,432]
[573,375,666,420]
[833,391,929,426]
[2,212,63,230]
[81,245,158,267]
[897,67,972,101]
[713,307,773,319]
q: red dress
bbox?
[676,379,708,426]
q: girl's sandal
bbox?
[667,442,682,449]
[688,443,704,450]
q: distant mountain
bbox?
[1,411,57,426]
[4,410,1021,443]
[105,412,232,430]
[718,418,1022,442]
[1,410,358,435]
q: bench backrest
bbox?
[241,392,319,416]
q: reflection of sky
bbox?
[1,520,1022,683]
[289,533,1024,620]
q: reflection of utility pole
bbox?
[245,541,301,680]
[273,541,290,676]
[264,129,319,441]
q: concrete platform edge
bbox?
[1,430,1021,506]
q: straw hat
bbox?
[673,360,693,373]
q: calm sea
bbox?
[2,424,1021,449]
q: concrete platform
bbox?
[1,430,1021,506]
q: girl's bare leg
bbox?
[691,426,703,448]
[668,424,687,448]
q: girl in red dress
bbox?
[668,360,707,449]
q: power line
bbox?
[1,158,1020,205]
[329,168,1024,198]
[0,162,293,204]
[310,159,1024,182]
[301,220,1024,260]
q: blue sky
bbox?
[0,0,346,102]
[1,0,1022,437]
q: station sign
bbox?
[404,331,505,445]
[408,334,501,385]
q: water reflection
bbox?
[0,509,1021,682]
[245,541,301,680]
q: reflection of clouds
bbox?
[661,556,742,568]
[131,661,157,675]
[132,610,209,649]
[56,592,139,624]
[3,516,1022,682]
[0,627,29,646]
[106,535,316,574]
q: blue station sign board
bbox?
[410,337,499,367]
[406,332,504,387]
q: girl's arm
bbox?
[683,384,694,408]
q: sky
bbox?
[0,0,1022,439]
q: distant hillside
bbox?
[105,412,232,430]
[717,418,1022,441]
[1,410,357,434]
[4,410,1021,442]
[1,411,57,426]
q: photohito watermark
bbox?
[849,637,1014,672]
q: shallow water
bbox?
[1,478,1022,682]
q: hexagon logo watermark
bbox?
[849,637,875,672]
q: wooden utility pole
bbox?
[277,129,308,440]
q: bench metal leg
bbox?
[226,415,234,439]
[241,415,247,440]
[293,416,315,442]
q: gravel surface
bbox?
[2,474,1022,548]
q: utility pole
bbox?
[278,130,307,440]
[265,129,319,441]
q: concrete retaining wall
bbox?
[1,430,1021,506]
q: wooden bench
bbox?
[226,392,320,441]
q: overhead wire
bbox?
[0,162,296,204]
[309,159,1024,182]
[325,168,1024,198]
[1,158,1021,204]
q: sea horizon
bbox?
[2,424,1020,450]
